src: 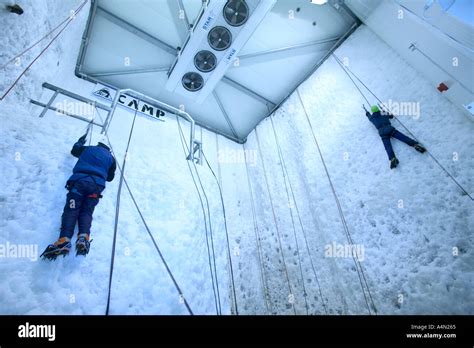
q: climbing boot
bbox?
[390,157,399,169]
[40,237,71,260]
[414,143,426,153]
[75,234,91,256]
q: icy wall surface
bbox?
[0,0,231,315]
[223,25,473,315]
[0,1,472,315]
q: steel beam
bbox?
[237,37,340,62]
[89,66,171,77]
[222,77,276,107]
[76,0,98,74]
[213,91,239,139]
[168,0,191,44]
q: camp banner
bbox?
[92,83,166,121]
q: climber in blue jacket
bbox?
[41,134,116,260]
[364,105,426,169]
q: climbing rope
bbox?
[332,54,370,106]
[0,0,87,71]
[176,116,221,315]
[242,142,273,314]
[268,118,310,314]
[296,89,377,315]
[201,149,239,315]
[333,54,473,201]
[255,128,297,315]
[85,106,96,146]
[269,117,329,315]
[105,107,139,315]
[0,0,88,101]
[93,107,193,315]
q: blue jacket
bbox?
[68,138,116,188]
[366,111,394,136]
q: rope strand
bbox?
[333,54,473,201]
[255,128,297,315]
[94,107,193,315]
[201,150,239,315]
[269,117,329,315]
[269,117,309,315]
[0,0,87,70]
[105,108,139,315]
[296,89,377,314]
[243,143,273,314]
[0,0,88,100]
[176,116,222,315]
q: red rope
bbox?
[0,0,88,101]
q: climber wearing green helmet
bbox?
[363,104,426,169]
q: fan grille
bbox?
[194,50,217,72]
[224,0,250,27]
[207,26,232,51]
[182,72,204,92]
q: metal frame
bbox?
[30,82,110,126]
[222,76,276,107]
[75,0,360,144]
[89,66,171,77]
[237,36,341,62]
[31,82,202,163]
[96,6,177,55]
[169,0,191,43]
[213,90,239,139]
[102,88,201,163]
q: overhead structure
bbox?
[76,0,359,143]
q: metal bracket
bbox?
[187,139,203,165]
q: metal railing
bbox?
[102,88,200,162]
[31,82,202,163]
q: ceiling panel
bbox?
[76,0,358,143]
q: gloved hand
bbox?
[78,133,88,143]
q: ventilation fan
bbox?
[165,0,276,103]
[224,0,250,26]
[194,50,217,72]
[208,26,232,51]
[182,72,204,92]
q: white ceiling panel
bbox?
[76,0,359,142]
